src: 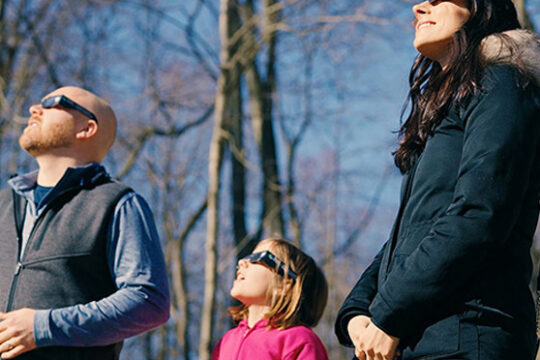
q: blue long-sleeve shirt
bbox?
[8,163,170,347]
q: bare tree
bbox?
[512,0,535,30]
[242,0,285,238]
[199,0,241,358]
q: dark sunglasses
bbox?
[41,95,98,123]
[242,251,297,282]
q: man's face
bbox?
[19,90,79,156]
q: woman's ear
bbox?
[75,120,98,140]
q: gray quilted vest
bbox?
[0,165,131,360]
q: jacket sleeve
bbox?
[334,241,388,346]
[369,66,540,338]
[33,192,170,347]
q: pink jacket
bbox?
[212,319,329,360]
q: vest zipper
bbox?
[24,188,79,251]
[5,262,23,311]
[14,262,23,275]
[5,187,78,312]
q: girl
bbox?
[335,0,540,359]
[212,238,329,360]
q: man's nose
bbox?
[29,103,43,116]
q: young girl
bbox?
[212,237,329,360]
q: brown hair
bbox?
[394,0,527,173]
[229,237,328,329]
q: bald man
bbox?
[0,87,170,360]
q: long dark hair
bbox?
[394,0,522,173]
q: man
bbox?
[0,86,170,359]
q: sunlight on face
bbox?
[412,0,471,65]
[229,242,276,306]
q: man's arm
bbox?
[34,192,169,347]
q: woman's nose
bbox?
[413,1,431,16]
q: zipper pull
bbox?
[14,262,23,275]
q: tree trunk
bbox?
[171,239,189,360]
[244,0,285,238]
[199,0,237,358]
[226,4,250,257]
[512,0,534,30]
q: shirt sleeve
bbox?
[369,66,540,338]
[33,192,170,347]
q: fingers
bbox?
[355,349,366,360]
[365,348,384,360]
[1,343,25,359]
[0,309,36,358]
[0,333,34,359]
[355,350,393,360]
[0,340,14,353]
[0,332,12,348]
[349,315,371,359]
[0,318,15,345]
[353,337,398,360]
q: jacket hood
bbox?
[480,29,540,85]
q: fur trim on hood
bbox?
[480,29,540,85]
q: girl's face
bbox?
[412,0,471,65]
[230,242,276,306]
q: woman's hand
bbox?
[348,315,399,360]
[347,315,370,359]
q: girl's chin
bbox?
[229,289,244,301]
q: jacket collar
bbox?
[238,317,270,330]
[480,29,540,85]
[9,162,110,199]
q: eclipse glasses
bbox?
[41,95,98,123]
[242,251,297,282]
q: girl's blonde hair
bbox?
[229,237,328,329]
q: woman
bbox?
[335,0,540,359]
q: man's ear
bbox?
[75,120,98,140]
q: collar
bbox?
[238,318,270,330]
[480,29,540,85]
[8,162,110,200]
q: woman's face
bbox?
[413,0,471,65]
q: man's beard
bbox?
[19,121,73,156]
